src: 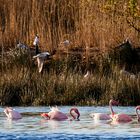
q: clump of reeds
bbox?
[0,0,140,51]
[0,48,140,106]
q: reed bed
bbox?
[0,49,140,106]
[0,0,140,50]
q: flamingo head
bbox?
[4,107,13,113]
[41,113,50,119]
[109,99,119,106]
[136,106,140,122]
[70,108,80,121]
[36,34,39,38]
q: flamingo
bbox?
[84,71,90,78]
[110,99,132,123]
[136,106,140,122]
[41,106,80,121]
[90,112,111,121]
[61,40,70,46]
[17,41,28,49]
[33,52,50,73]
[33,34,39,54]
[4,107,22,120]
[33,50,56,73]
[90,101,112,121]
[120,69,136,80]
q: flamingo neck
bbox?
[70,108,80,120]
[136,108,140,122]
[109,102,115,116]
[70,110,76,120]
[4,109,10,118]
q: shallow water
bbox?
[0,106,140,140]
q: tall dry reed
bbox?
[0,0,140,50]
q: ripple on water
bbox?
[0,106,140,140]
[0,133,140,140]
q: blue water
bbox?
[0,106,140,140]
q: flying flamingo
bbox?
[136,106,140,122]
[41,106,80,121]
[33,52,50,73]
[4,107,22,120]
[33,50,56,73]
[109,99,132,123]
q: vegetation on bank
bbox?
[0,45,140,106]
[0,0,140,106]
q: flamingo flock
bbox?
[3,100,140,125]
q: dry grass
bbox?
[0,0,140,50]
[0,50,140,106]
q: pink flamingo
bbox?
[136,106,140,122]
[110,99,132,123]
[41,107,80,121]
[90,102,112,121]
[4,107,22,120]
[90,112,111,121]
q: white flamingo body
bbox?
[90,113,111,120]
[33,35,39,46]
[90,100,112,121]
[33,52,50,73]
[4,107,22,120]
[17,42,28,49]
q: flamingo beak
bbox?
[75,110,80,121]
[41,113,49,119]
[77,115,80,121]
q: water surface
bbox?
[0,106,140,140]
